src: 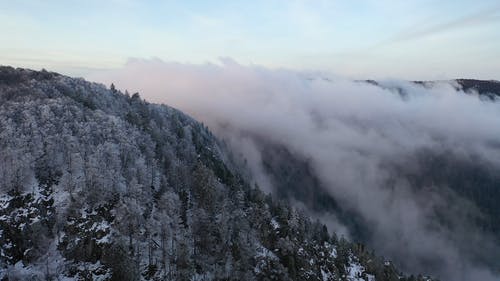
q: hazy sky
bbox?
[1,0,500,80]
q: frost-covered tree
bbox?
[0,66,436,281]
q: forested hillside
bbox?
[0,66,434,281]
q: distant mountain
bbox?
[0,66,434,281]
[363,79,500,99]
[454,79,500,98]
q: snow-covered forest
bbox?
[0,66,434,281]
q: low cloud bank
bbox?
[88,58,500,281]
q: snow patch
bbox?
[270,218,279,230]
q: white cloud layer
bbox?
[88,58,500,281]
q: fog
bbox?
[88,58,500,281]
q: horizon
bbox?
[1,1,500,80]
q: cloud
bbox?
[385,5,500,44]
[87,58,500,281]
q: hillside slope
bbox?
[0,66,433,281]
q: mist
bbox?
[88,58,500,281]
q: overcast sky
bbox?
[1,0,500,80]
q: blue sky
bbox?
[1,0,499,79]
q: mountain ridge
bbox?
[0,66,435,281]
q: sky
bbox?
[1,0,500,80]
